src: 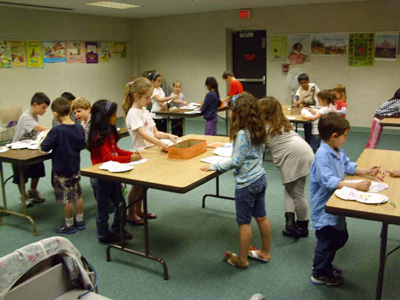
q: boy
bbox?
[293,73,320,144]
[71,97,91,144]
[52,92,78,127]
[310,112,380,286]
[221,71,244,104]
[41,97,86,234]
[12,92,50,207]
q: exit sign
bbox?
[238,9,251,20]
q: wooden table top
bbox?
[80,134,230,193]
[0,148,52,166]
[380,118,400,127]
[326,149,400,225]
[118,127,129,138]
[282,105,308,124]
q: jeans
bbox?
[91,178,126,240]
[310,134,321,153]
[313,226,349,276]
[235,175,267,224]
[303,123,312,145]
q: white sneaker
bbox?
[20,197,34,208]
[27,189,45,204]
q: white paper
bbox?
[184,110,202,115]
[212,143,233,157]
[0,147,9,153]
[344,180,388,193]
[99,161,133,173]
[287,116,296,120]
[301,108,314,117]
[160,139,182,146]
[201,156,230,164]
[125,159,148,165]
[335,186,388,204]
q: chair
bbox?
[0,106,22,144]
[1,236,110,300]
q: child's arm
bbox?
[388,170,400,177]
[200,94,212,113]
[154,93,177,104]
[153,127,179,142]
[201,131,249,172]
[34,124,49,132]
[40,129,56,152]
[100,137,135,163]
[137,126,169,151]
[301,111,321,121]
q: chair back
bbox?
[0,106,22,125]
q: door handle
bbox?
[237,76,266,85]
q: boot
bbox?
[296,220,309,238]
[282,212,302,238]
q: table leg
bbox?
[167,117,171,133]
[19,166,37,236]
[376,222,388,300]
[106,186,169,280]
[182,119,186,136]
[202,176,234,208]
[225,110,229,136]
[0,162,4,225]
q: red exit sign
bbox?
[238,9,251,20]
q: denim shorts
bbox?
[235,175,267,224]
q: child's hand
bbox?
[130,152,142,161]
[172,94,178,100]
[182,101,188,106]
[169,134,179,143]
[387,170,400,177]
[200,165,211,171]
[367,166,380,176]
[356,180,371,192]
[160,142,169,152]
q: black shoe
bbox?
[75,220,86,231]
[332,265,343,278]
[98,234,116,244]
[54,225,77,234]
[113,230,133,241]
[311,274,343,286]
[296,220,309,238]
[282,212,302,238]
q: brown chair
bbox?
[0,106,22,143]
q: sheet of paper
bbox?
[160,139,182,146]
[212,143,233,157]
[125,159,148,165]
[184,110,201,115]
[0,147,9,153]
[200,156,230,164]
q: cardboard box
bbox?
[168,139,207,159]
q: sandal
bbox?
[138,212,157,219]
[247,246,269,263]
[127,218,144,226]
[224,251,248,269]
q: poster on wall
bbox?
[0,41,12,68]
[348,33,375,67]
[66,41,85,63]
[10,41,26,67]
[375,33,398,61]
[99,42,111,62]
[108,42,127,58]
[270,35,287,61]
[26,41,43,68]
[85,42,98,64]
[43,41,66,63]
[287,35,310,64]
[311,34,348,55]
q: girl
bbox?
[258,97,314,238]
[147,72,178,133]
[200,77,221,135]
[122,78,179,225]
[201,92,271,269]
[169,80,187,137]
[332,84,347,117]
[88,100,141,243]
[301,90,334,152]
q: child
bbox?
[332,84,347,117]
[147,72,178,133]
[301,90,334,153]
[258,96,314,238]
[169,80,187,137]
[12,92,50,207]
[221,71,244,104]
[71,97,91,143]
[52,92,78,127]
[293,73,320,145]
[201,92,271,269]
[41,97,86,234]
[88,100,141,243]
[310,112,380,286]
[122,78,179,224]
[200,77,221,136]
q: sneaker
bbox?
[20,197,34,208]
[332,266,343,278]
[98,234,117,244]
[75,220,86,231]
[54,225,77,234]
[311,274,343,286]
[27,189,45,204]
[113,230,133,241]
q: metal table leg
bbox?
[202,176,234,208]
[376,222,388,300]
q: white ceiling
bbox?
[0,0,375,18]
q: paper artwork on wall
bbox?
[311,34,348,56]
[108,42,127,58]
[270,35,287,61]
[43,41,66,63]
[66,42,85,63]
[375,33,398,61]
[348,33,375,67]
[85,42,98,64]
[0,41,12,68]
[99,42,110,62]
[10,41,26,67]
[287,35,310,65]
[26,41,43,68]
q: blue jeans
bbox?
[310,134,321,153]
[91,178,126,240]
[313,226,349,276]
[235,175,267,224]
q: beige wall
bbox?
[134,1,400,127]
[0,7,134,127]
